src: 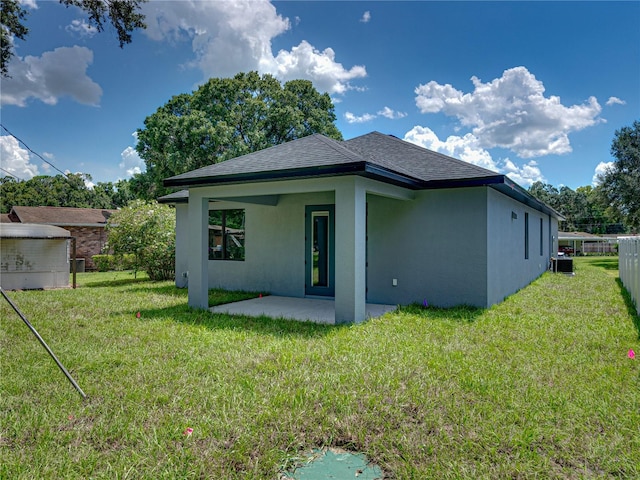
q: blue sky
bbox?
[1,1,638,190]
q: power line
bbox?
[0,167,23,181]
[0,124,68,178]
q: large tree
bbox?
[1,0,146,76]
[134,71,343,199]
[598,120,640,232]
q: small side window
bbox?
[539,218,543,256]
[524,212,529,260]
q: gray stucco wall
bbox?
[175,203,189,288]
[175,181,559,310]
[366,187,488,307]
[206,192,334,296]
[486,188,554,306]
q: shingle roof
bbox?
[164,131,500,188]
[9,206,116,226]
[162,131,563,219]
[343,132,498,183]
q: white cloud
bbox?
[592,161,614,186]
[345,112,376,124]
[360,11,371,23]
[66,19,98,38]
[378,106,407,119]
[1,46,102,106]
[414,66,602,158]
[18,0,37,9]
[606,96,626,106]
[345,107,406,124]
[501,158,544,188]
[0,135,40,180]
[119,133,145,177]
[273,41,367,94]
[141,0,366,94]
[404,125,498,171]
[403,125,545,187]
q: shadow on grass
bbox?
[134,303,340,338]
[397,303,484,323]
[584,257,619,271]
[79,276,150,288]
[616,278,640,339]
[113,283,339,339]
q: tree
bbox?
[528,181,623,233]
[0,173,133,213]
[598,120,640,232]
[1,0,29,76]
[134,71,343,199]
[105,200,175,280]
[1,0,146,77]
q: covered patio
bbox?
[210,295,397,324]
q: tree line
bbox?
[527,120,639,234]
[0,174,135,213]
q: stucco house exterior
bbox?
[4,206,116,271]
[161,132,562,324]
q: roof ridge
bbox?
[313,134,367,164]
[342,132,434,180]
[365,131,499,177]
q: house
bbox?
[4,206,117,271]
[160,132,562,324]
[558,231,618,255]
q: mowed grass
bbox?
[1,258,639,479]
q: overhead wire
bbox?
[1,123,69,178]
[0,167,23,181]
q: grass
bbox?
[1,258,639,479]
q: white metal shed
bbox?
[0,223,71,290]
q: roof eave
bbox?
[491,176,565,221]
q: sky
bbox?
[1,0,639,191]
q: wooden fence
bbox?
[618,236,640,315]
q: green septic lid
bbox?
[282,447,383,479]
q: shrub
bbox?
[92,254,136,272]
[105,200,175,280]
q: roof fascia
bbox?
[163,162,561,220]
[490,177,565,220]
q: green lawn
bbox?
[1,258,638,479]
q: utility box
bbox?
[71,258,86,273]
[0,223,71,290]
[552,257,573,274]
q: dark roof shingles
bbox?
[165,131,501,187]
[10,206,116,225]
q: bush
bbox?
[92,254,136,271]
[105,200,175,280]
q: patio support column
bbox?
[187,191,209,309]
[334,178,367,324]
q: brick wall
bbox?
[65,226,109,271]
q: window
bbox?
[524,212,529,260]
[539,218,544,256]
[209,209,245,260]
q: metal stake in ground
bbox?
[1,287,87,400]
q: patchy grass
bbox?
[1,260,638,479]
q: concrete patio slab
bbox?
[210,295,396,324]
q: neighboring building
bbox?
[0,223,71,290]
[4,206,116,271]
[160,132,563,324]
[558,231,619,255]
